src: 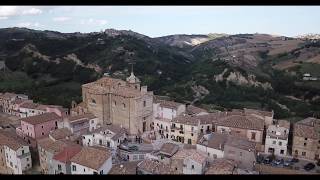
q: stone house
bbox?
[70,146,112,174]
[292,117,320,161]
[52,145,82,174]
[205,159,236,174]
[82,124,127,156]
[153,99,186,139]
[0,130,32,174]
[137,158,173,174]
[58,113,99,136]
[196,133,228,162]
[264,120,290,156]
[223,136,257,170]
[170,149,207,174]
[215,114,264,151]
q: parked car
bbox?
[291,158,299,163]
[283,160,292,167]
[304,163,315,171]
[264,157,272,164]
[256,155,264,164]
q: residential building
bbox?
[186,105,208,116]
[264,120,290,156]
[37,137,75,174]
[17,112,61,141]
[196,133,228,161]
[292,117,320,161]
[0,130,32,174]
[158,142,179,163]
[137,158,173,174]
[153,99,186,139]
[52,145,82,174]
[170,114,215,145]
[82,124,127,156]
[215,114,264,151]
[170,149,207,174]
[224,136,257,170]
[205,159,236,174]
[109,161,140,174]
[19,103,68,118]
[0,93,21,114]
[118,143,153,162]
[70,146,112,174]
[243,108,274,126]
[71,72,154,136]
[58,113,99,136]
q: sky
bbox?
[0,6,320,37]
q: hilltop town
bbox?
[0,70,319,175]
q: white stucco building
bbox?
[0,131,32,174]
[264,120,290,156]
[196,133,228,162]
[70,147,112,175]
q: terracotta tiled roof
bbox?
[159,143,179,156]
[244,108,273,117]
[172,114,200,126]
[109,161,141,174]
[0,130,28,151]
[68,113,96,122]
[91,124,127,141]
[156,99,184,110]
[37,137,71,154]
[198,133,228,150]
[294,117,320,139]
[52,145,82,164]
[137,159,172,174]
[172,149,207,164]
[21,112,61,125]
[70,146,111,170]
[225,135,256,151]
[186,105,208,115]
[19,102,39,109]
[205,159,236,174]
[49,128,73,140]
[216,114,264,130]
[277,120,290,129]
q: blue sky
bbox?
[0,6,320,37]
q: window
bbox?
[42,132,44,136]
[114,101,117,106]
[191,127,194,131]
[280,150,284,154]
[27,158,29,161]
[143,101,146,107]
[240,152,242,156]
[72,165,76,171]
[91,99,96,104]
[279,142,282,146]
[58,164,62,170]
[100,170,103,175]
[251,132,256,140]
[273,141,276,144]
[93,172,98,175]
[22,150,24,154]
[55,121,58,127]
[41,125,44,129]
[191,165,194,169]
[83,136,85,139]
[304,143,307,146]
[305,138,308,141]
[83,168,86,172]
[27,164,30,167]
[191,133,193,136]
[302,152,306,156]
[91,120,94,124]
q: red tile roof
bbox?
[53,145,82,164]
[21,112,61,125]
[70,147,111,170]
[216,114,264,130]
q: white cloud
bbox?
[52,16,71,22]
[0,6,46,19]
[0,17,8,20]
[22,8,43,15]
[0,6,18,18]
[80,18,108,26]
[16,22,43,28]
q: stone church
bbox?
[71,71,153,136]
